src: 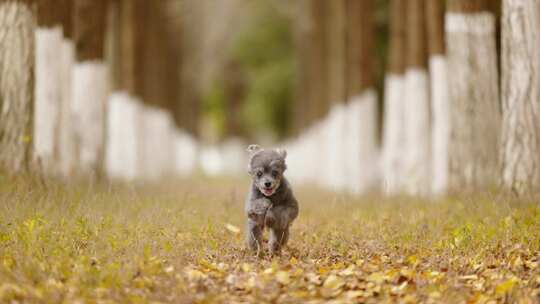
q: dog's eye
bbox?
[256,171,263,178]
[271,170,279,177]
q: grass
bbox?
[0,175,539,303]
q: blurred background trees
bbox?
[0,0,539,198]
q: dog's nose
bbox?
[264,182,271,188]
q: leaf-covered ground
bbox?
[1,176,540,303]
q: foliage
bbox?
[1,177,540,303]
[230,0,295,139]
[202,82,227,139]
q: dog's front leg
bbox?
[268,227,289,254]
[245,198,271,252]
[246,218,264,253]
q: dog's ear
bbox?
[247,144,262,156]
[247,144,262,174]
[275,148,287,160]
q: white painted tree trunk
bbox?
[174,129,198,176]
[345,90,379,194]
[0,2,34,172]
[200,145,224,176]
[105,92,141,180]
[445,12,500,190]
[307,123,324,184]
[72,61,108,175]
[403,68,431,195]
[382,74,406,194]
[324,102,348,190]
[429,55,450,196]
[283,93,378,194]
[312,122,327,186]
[34,26,63,174]
[501,0,540,194]
[58,38,76,177]
[221,137,246,175]
[138,106,175,181]
[284,123,320,185]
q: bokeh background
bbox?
[1,0,539,198]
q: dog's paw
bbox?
[268,241,281,256]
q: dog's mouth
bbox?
[260,187,275,196]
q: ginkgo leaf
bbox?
[276,271,290,285]
[224,223,240,234]
[263,267,275,275]
[459,274,478,281]
[345,290,364,299]
[164,266,174,273]
[367,272,386,284]
[186,269,206,280]
[339,265,355,276]
[241,263,252,273]
[495,278,518,295]
[323,275,344,290]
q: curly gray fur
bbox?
[244,145,299,254]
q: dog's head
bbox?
[247,144,287,197]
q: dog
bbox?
[244,144,298,254]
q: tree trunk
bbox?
[345,0,378,194]
[291,0,312,135]
[322,0,348,190]
[426,0,450,196]
[104,0,141,180]
[57,0,76,177]
[403,0,431,195]
[382,0,407,194]
[35,0,70,174]
[73,0,108,177]
[446,0,501,192]
[0,0,35,173]
[293,0,329,131]
[501,0,540,194]
[179,0,202,138]
[285,0,329,185]
[326,0,347,107]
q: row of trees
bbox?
[0,0,200,180]
[0,0,538,196]
[288,0,539,196]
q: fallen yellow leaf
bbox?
[318,266,330,274]
[224,223,240,234]
[345,290,364,299]
[367,272,386,284]
[339,265,355,276]
[323,275,344,290]
[459,274,478,281]
[276,271,290,285]
[186,268,206,280]
[495,278,518,295]
[241,263,252,273]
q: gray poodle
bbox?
[244,144,299,254]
